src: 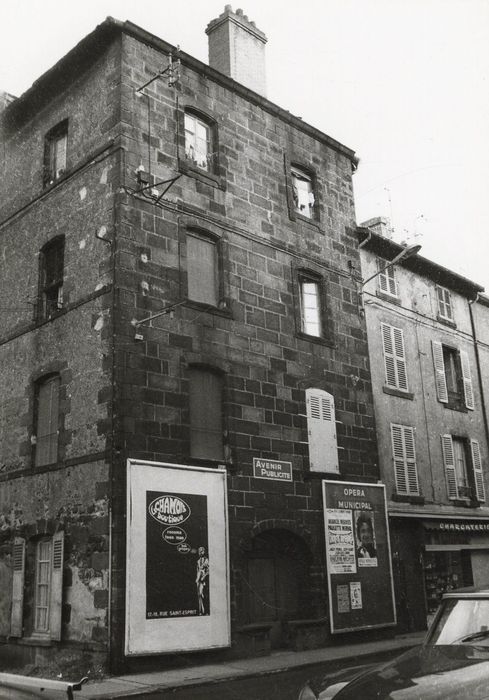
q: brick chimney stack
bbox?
[206,5,267,97]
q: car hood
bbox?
[318,645,489,699]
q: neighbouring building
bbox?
[0,9,384,676]
[358,219,489,632]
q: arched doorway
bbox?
[244,528,312,648]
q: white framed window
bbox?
[441,435,485,502]
[391,424,419,495]
[300,277,322,337]
[437,286,453,321]
[291,166,315,219]
[378,258,398,297]
[44,120,68,186]
[184,113,212,171]
[187,232,219,306]
[34,375,60,467]
[381,323,408,391]
[34,539,52,633]
[189,368,224,461]
[432,341,474,409]
[306,388,338,473]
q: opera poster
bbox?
[323,480,396,634]
[126,460,230,655]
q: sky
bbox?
[2,0,488,288]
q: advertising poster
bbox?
[126,461,230,655]
[323,481,396,633]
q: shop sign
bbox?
[424,520,489,532]
[253,457,293,482]
[323,480,396,634]
[125,460,230,655]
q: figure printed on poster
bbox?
[196,546,210,615]
[355,511,378,567]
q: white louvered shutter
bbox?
[378,259,397,296]
[432,341,448,403]
[391,424,419,495]
[460,351,475,410]
[381,323,408,390]
[441,434,458,499]
[306,388,338,473]
[10,537,26,637]
[471,440,485,502]
[49,531,64,640]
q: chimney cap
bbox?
[206,5,267,42]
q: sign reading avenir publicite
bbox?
[253,458,293,481]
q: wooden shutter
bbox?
[471,440,486,502]
[189,369,223,460]
[378,259,397,296]
[432,341,448,403]
[49,531,64,641]
[460,350,475,410]
[10,537,26,637]
[381,323,407,390]
[391,424,419,495]
[306,388,338,473]
[187,233,218,306]
[441,434,458,499]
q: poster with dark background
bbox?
[146,490,209,619]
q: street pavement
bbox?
[78,631,425,699]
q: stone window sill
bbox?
[383,385,414,400]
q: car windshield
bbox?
[429,598,489,646]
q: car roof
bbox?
[443,585,489,599]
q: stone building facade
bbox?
[0,11,380,675]
[358,220,489,633]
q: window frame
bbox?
[437,286,454,322]
[38,236,65,321]
[294,268,332,344]
[178,107,222,187]
[188,366,225,462]
[284,155,321,224]
[432,341,474,410]
[290,164,317,220]
[299,274,322,337]
[33,374,60,468]
[377,257,398,298]
[43,120,68,187]
[33,538,52,636]
[441,434,485,502]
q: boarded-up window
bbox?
[306,388,338,473]
[187,233,218,306]
[189,368,223,460]
[34,375,60,467]
[391,424,419,495]
[378,258,398,297]
[381,323,408,391]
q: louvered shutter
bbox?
[441,434,458,499]
[391,424,407,494]
[49,531,64,641]
[10,537,26,637]
[471,440,485,502]
[378,260,397,296]
[306,388,338,473]
[460,350,475,410]
[432,341,448,403]
[391,424,418,495]
[381,323,407,390]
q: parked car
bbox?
[299,586,489,699]
[0,673,87,699]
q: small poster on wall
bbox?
[126,460,230,656]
